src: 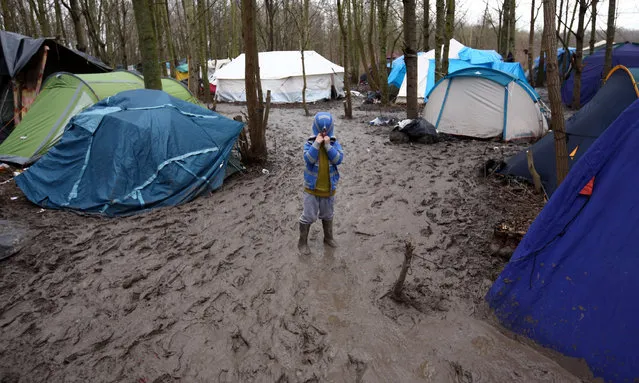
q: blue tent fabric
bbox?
[458,47,502,65]
[562,42,639,106]
[499,66,639,196]
[387,52,427,88]
[424,59,489,97]
[487,99,639,382]
[490,61,528,84]
[15,89,244,216]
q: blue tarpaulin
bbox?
[487,99,639,382]
[15,89,244,216]
[458,47,502,64]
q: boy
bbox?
[298,112,344,255]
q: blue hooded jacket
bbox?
[303,112,343,192]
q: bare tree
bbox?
[589,0,598,54]
[441,0,454,75]
[301,0,310,116]
[572,0,590,109]
[1,0,15,32]
[543,0,568,186]
[403,0,418,119]
[603,0,616,77]
[527,0,541,87]
[132,0,162,89]
[378,0,390,104]
[242,0,267,162]
[434,0,444,81]
[63,0,89,52]
[337,0,353,118]
[422,0,430,51]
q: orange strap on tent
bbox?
[579,177,595,196]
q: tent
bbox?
[0,71,199,165]
[498,65,639,196]
[214,51,345,103]
[562,42,639,106]
[0,31,110,139]
[531,47,576,80]
[423,67,547,141]
[15,89,243,216]
[393,39,504,103]
[207,58,231,85]
[486,98,639,383]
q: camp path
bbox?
[0,101,594,382]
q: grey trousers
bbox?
[299,192,335,224]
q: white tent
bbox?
[207,58,231,85]
[423,67,547,141]
[395,39,466,104]
[215,51,345,103]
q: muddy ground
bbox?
[0,99,595,382]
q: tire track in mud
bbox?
[0,103,592,382]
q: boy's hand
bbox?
[315,135,324,144]
[323,136,330,146]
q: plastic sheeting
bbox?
[487,99,639,382]
[15,89,244,216]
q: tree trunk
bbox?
[528,0,536,87]
[132,0,162,90]
[265,0,277,51]
[441,0,454,76]
[301,0,310,116]
[499,0,509,55]
[230,0,239,57]
[80,0,107,61]
[163,0,177,77]
[572,0,588,109]
[29,0,51,37]
[241,0,267,162]
[337,0,352,118]
[543,0,568,186]
[68,0,88,52]
[507,0,516,56]
[197,0,213,103]
[403,0,418,119]
[54,0,67,43]
[183,0,199,96]
[422,0,430,51]
[589,0,598,54]
[366,0,381,92]
[603,0,615,77]
[377,0,390,104]
[352,0,375,89]
[347,0,358,85]
[1,0,15,32]
[154,1,167,75]
[434,0,444,81]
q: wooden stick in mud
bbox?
[526,150,542,194]
[263,90,272,128]
[392,241,415,300]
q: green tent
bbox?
[0,71,200,165]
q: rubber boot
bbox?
[322,220,337,248]
[298,223,311,255]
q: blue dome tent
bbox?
[15,89,244,216]
[487,98,639,382]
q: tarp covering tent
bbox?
[394,40,504,103]
[15,89,243,216]
[486,99,639,383]
[215,51,344,103]
[0,71,200,165]
[207,58,231,84]
[423,67,547,141]
[498,65,639,196]
[532,47,576,80]
[561,42,639,106]
[0,31,110,139]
